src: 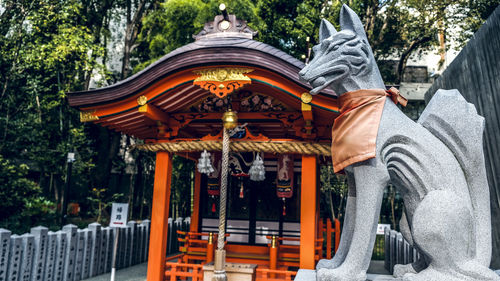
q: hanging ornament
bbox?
[197,150,214,174]
[239,181,244,199]
[249,153,265,181]
[207,152,222,197]
[277,154,294,198]
[211,196,217,213]
[282,198,287,216]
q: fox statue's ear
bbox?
[319,19,337,42]
[340,4,367,40]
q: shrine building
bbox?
[69,10,341,281]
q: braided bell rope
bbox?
[217,128,229,251]
[135,140,331,156]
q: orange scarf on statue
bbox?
[332,87,407,173]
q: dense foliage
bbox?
[0,0,498,232]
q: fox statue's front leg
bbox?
[316,172,356,270]
[317,159,389,281]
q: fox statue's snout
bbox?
[299,11,383,95]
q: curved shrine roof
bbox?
[68,36,335,108]
[68,15,339,143]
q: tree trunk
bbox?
[395,36,432,84]
[90,125,121,189]
[328,189,336,221]
[121,0,149,79]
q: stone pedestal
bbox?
[294,269,396,281]
[203,262,257,281]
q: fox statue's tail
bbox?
[417,89,492,266]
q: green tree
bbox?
[0,155,56,233]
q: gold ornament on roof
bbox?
[193,68,253,98]
[80,110,99,122]
[194,68,252,83]
[301,92,313,104]
[137,95,148,106]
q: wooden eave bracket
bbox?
[138,104,169,123]
[137,104,172,138]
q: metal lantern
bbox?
[222,109,238,129]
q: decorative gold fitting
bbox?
[137,95,148,106]
[80,110,99,122]
[301,103,312,111]
[301,92,313,104]
[208,232,214,244]
[222,109,238,129]
[193,68,252,83]
[138,104,148,112]
[271,235,277,248]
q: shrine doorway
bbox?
[199,154,301,246]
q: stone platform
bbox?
[295,268,500,280]
[294,269,395,281]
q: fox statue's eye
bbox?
[332,45,340,51]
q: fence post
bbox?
[107,228,116,271]
[136,224,144,263]
[127,221,137,266]
[30,226,48,281]
[53,231,67,281]
[98,226,108,275]
[74,230,85,281]
[0,229,11,281]
[81,229,92,279]
[141,220,150,261]
[88,223,101,277]
[404,240,410,264]
[389,230,396,274]
[384,227,390,271]
[43,232,57,281]
[102,227,112,273]
[62,224,78,281]
[19,234,35,281]
[184,217,191,232]
[167,218,173,255]
[8,235,23,281]
[396,233,404,266]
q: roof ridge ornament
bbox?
[193,4,257,40]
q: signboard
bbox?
[377,224,391,235]
[110,203,128,227]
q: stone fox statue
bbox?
[299,5,499,281]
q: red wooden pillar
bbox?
[300,155,318,269]
[190,170,202,232]
[147,152,173,281]
[327,219,333,259]
[334,219,341,253]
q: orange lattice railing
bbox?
[319,218,341,259]
[164,262,203,281]
[256,268,297,281]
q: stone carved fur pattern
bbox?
[299,5,499,281]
